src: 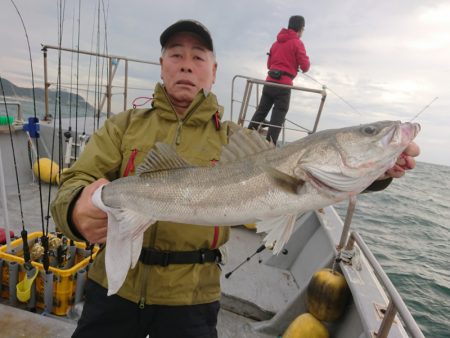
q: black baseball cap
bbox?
[160,20,214,52]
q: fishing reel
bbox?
[30,233,71,268]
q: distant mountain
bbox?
[0,77,94,110]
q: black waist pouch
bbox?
[268,69,282,79]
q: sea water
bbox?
[335,161,450,337]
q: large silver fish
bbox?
[92,120,420,294]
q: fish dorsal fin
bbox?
[219,127,275,163]
[136,143,194,175]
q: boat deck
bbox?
[0,301,271,338]
[0,303,77,338]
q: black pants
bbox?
[72,280,220,338]
[247,84,291,145]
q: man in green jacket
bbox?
[52,20,229,338]
[51,19,420,338]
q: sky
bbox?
[0,0,449,166]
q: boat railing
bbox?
[345,231,425,338]
[41,44,160,121]
[230,75,327,141]
[0,102,23,123]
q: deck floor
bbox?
[0,302,271,338]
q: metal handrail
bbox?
[230,75,327,139]
[346,232,425,338]
[41,44,160,120]
[1,102,23,122]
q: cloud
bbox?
[1,0,449,166]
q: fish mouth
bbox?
[381,122,420,147]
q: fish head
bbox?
[335,120,420,170]
[297,120,420,195]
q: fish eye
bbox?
[362,125,378,135]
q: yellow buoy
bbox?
[282,313,329,338]
[243,223,257,230]
[32,158,59,183]
[306,268,350,322]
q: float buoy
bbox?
[306,268,350,322]
[32,158,59,183]
[243,223,257,230]
[282,312,329,338]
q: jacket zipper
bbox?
[138,88,208,307]
[175,120,183,145]
[161,87,204,146]
[138,265,149,309]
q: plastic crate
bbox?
[0,232,98,315]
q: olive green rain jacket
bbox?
[51,83,231,306]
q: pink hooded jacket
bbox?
[266,28,310,85]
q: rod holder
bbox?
[8,261,19,305]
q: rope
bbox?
[132,96,153,108]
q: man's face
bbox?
[160,32,217,109]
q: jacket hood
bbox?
[276,28,299,43]
[152,83,224,126]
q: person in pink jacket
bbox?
[248,15,310,144]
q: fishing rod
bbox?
[225,243,288,279]
[9,0,45,270]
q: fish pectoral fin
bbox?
[131,233,144,269]
[262,166,305,194]
[136,142,195,176]
[91,186,154,295]
[104,211,131,296]
[256,214,297,254]
[104,208,155,295]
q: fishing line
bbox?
[301,72,362,116]
[0,76,26,231]
[409,96,439,122]
[74,0,81,161]
[92,1,101,132]
[82,3,98,136]
[44,0,66,238]
[95,0,110,131]
[68,6,75,129]
[9,0,46,234]
[9,0,46,269]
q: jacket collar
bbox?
[152,83,223,126]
